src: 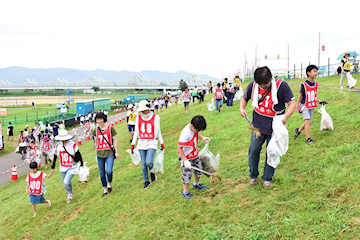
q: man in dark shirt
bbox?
[240,66,295,188]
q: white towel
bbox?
[252,78,279,108]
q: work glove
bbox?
[131,145,134,154]
[160,144,165,151]
[183,159,192,169]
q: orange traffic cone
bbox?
[11,164,18,181]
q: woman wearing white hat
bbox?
[126,104,137,143]
[48,129,83,203]
[131,100,164,189]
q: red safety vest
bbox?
[138,114,155,140]
[215,88,223,99]
[252,79,283,117]
[96,125,113,151]
[28,172,43,195]
[304,81,318,109]
[59,143,76,168]
[42,141,50,152]
[178,131,199,160]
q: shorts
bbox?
[179,157,202,184]
[302,107,314,121]
[184,101,190,107]
[29,194,46,204]
[19,146,26,154]
[128,125,135,132]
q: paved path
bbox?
[0,112,126,185]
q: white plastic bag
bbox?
[152,150,165,174]
[267,115,289,168]
[78,162,90,183]
[126,149,141,165]
[199,143,220,171]
[346,72,357,88]
[319,105,334,131]
[234,87,244,101]
[207,98,215,112]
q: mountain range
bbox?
[0,67,216,86]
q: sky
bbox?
[0,0,359,79]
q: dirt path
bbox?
[0,112,126,185]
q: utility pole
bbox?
[318,32,321,67]
[255,46,258,68]
[287,44,290,80]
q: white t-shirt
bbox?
[26,171,47,194]
[154,100,159,106]
[159,99,165,105]
[55,140,79,172]
[178,124,196,157]
[131,112,164,150]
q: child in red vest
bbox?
[26,162,51,217]
[294,65,320,144]
[178,115,210,199]
[214,83,224,112]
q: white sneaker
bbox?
[66,194,72,203]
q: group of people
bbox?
[26,64,329,216]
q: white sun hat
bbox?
[128,104,134,109]
[54,129,73,141]
[137,100,150,112]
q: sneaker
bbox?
[193,183,207,190]
[263,181,272,188]
[294,128,301,141]
[66,194,72,203]
[150,172,157,182]
[144,181,151,189]
[102,192,108,197]
[107,187,112,193]
[306,138,316,144]
[249,178,258,186]
[47,200,51,207]
[182,192,193,199]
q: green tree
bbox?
[179,79,188,92]
[92,86,100,92]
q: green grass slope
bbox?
[0,79,360,239]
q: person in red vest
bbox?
[178,115,210,199]
[26,162,51,217]
[240,66,295,188]
[48,129,84,203]
[214,83,224,112]
[183,88,191,113]
[131,100,164,189]
[92,112,119,197]
[294,65,320,144]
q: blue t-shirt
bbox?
[300,80,316,104]
[244,80,294,135]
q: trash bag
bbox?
[234,87,243,101]
[346,72,357,88]
[126,149,141,165]
[199,143,220,172]
[319,105,334,131]
[78,163,90,183]
[267,115,289,168]
[207,98,215,111]
[151,150,165,174]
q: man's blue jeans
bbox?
[139,149,157,183]
[97,155,115,188]
[248,132,275,181]
[216,99,223,112]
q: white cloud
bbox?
[0,0,358,78]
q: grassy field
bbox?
[0,76,360,239]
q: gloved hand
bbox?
[161,144,165,151]
[131,145,134,154]
[183,160,192,169]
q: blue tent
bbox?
[337,51,359,60]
